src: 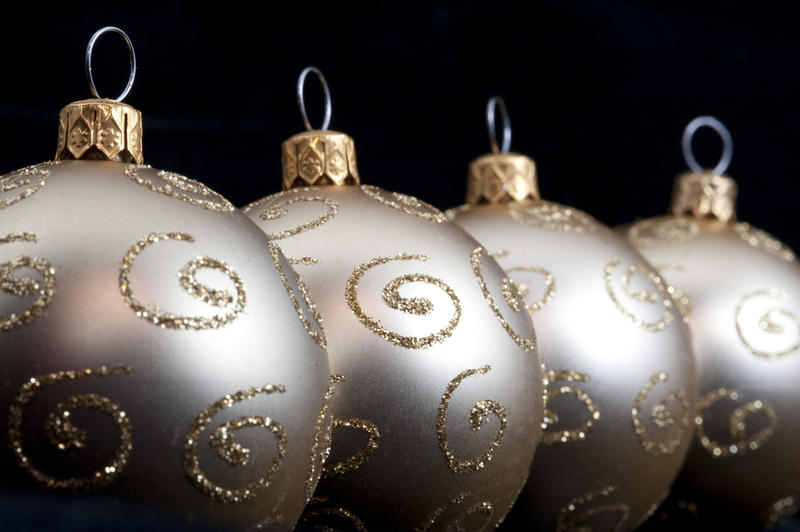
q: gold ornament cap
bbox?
[466,96,539,204]
[670,116,737,223]
[55,27,143,164]
[282,66,360,190]
[669,171,737,223]
[466,151,539,204]
[282,129,359,189]
[56,98,143,163]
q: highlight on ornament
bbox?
[623,115,800,530]
[447,96,697,531]
[242,67,544,530]
[0,27,334,531]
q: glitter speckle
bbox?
[471,247,536,352]
[362,185,448,223]
[604,258,674,332]
[735,289,800,360]
[125,165,234,213]
[437,365,507,474]
[541,370,599,445]
[8,365,133,489]
[184,384,287,503]
[695,387,777,458]
[631,372,690,456]
[345,253,461,350]
[1,233,57,332]
[0,162,55,210]
[119,232,246,331]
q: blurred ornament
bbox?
[625,116,800,529]
[0,28,331,531]
[243,68,543,530]
[447,97,697,531]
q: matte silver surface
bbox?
[0,161,330,531]
[244,185,543,530]
[627,216,800,526]
[452,202,696,531]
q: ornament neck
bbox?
[466,152,539,205]
[55,98,143,164]
[669,171,738,223]
[281,129,359,190]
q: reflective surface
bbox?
[451,201,696,531]
[245,185,543,531]
[627,215,800,528]
[0,161,330,530]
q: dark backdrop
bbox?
[2,2,800,247]
[1,3,800,530]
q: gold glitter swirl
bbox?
[654,264,692,323]
[416,492,494,532]
[508,200,597,233]
[299,496,368,531]
[0,162,54,209]
[763,495,799,529]
[1,233,56,332]
[119,232,246,330]
[555,485,630,532]
[604,258,675,332]
[505,265,556,314]
[124,164,234,213]
[243,188,339,266]
[361,184,448,223]
[631,372,690,456]
[437,365,507,474]
[305,374,345,502]
[471,247,536,351]
[184,384,287,503]
[269,242,327,348]
[8,365,133,489]
[628,217,700,247]
[322,418,381,478]
[345,253,461,349]
[695,388,777,458]
[734,222,796,262]
[541,370,599,445]
[735,289,800,360]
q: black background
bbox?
[2,2,800,530]
[2,2,800,247]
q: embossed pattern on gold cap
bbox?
[669,171,738,223]
[55,98,143,163]
[466,152,539,205]
[282,130,359,190]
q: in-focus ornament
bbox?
[625,116,800,530]
[243,68,543,530]
[447,97,697,531]
[0,28,331,531]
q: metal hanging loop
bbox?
[682,115,733,175]
[297,66,332,131]
[487,96,512,154]
[85,26,137,102]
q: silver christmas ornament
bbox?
[243,68,543,530]
[0,28,331,531]
[448,98,697,531]
[625,116,800,529]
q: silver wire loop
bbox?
[487,96,511,154]
[682,115,733,175]
[297,66,332,131]
[85,26,137,102]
